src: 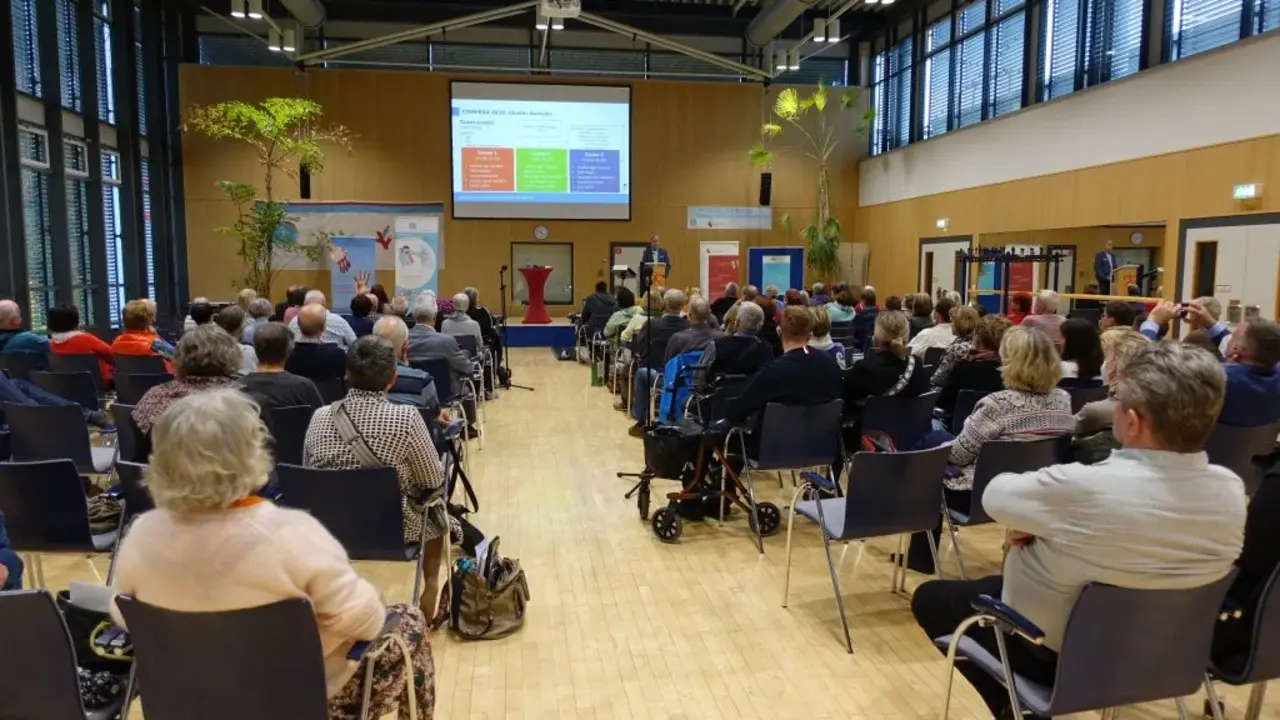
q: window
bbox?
[430,43,531,74]
[102,150,125,324]
[140,155,155,300]
[13,0,41,96]
[647,51,748,82]
[1167,0,1245,59]
[19,126,53,330]
[95,10,115,123]
[199,33,295,67]
[134,5,145,134]
[988,11,1026,117]
[1040,0,1079,99]
[870,36,913,154]
[1041,0,1143,100]
[549,48,644,78]
[923,17,952,138]
[65,138,98,325]
[953,23,986,129]
[317,37,426,70]
[55,0,81,111]
[1257,0,1280,31]
[773,57,848,85]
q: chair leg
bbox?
[925,530,942,580]
[1245,682,1268,720]
[1174,697,1190,720]
[412,534,427,606]
[813,493,852,654]
[1204,675,1227,720]
[891,534,905,595]
[32,554,46,589]
[940,616,987,720]
[744,462,764,555]
[358,644,377,720]
[781,485,804,608]
[993,629,1025,719]
[943,510,967,580]
[120,663,138,720]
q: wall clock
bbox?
[533,225,549,240]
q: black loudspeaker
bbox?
[758,172,772,206]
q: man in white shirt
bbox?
[911,340,1246,718]
[907,297,957,357]
[1020,290,1066,348]
[287,290,357,348]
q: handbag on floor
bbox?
[446,537,530,640]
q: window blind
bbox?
[870,51,888,154]
[321,38,428,70]
[13,0,41,96]
[988,11,1025,117]
[953,33,985,128]
[1259,0,1280,31]
[647,51,745,82]
[430,43,531,73]
[134,6,146,135]
[1167,0,1245,60]
[1103,0,1144,79]
[103,150,124,326]
[199,34,295,67]
[95,16,115,122]
[548,48,644,77]
[923,47,952,138]
[56,0,82,111]
[1041,0,1080,99]
[141,156,155,300]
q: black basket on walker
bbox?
[643,424,702,480]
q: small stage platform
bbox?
[504,317,576,348]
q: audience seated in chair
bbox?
[346,295,377,338]
[848,286,879,351]
[629,289,691,430]
[463,287,501,356]
[130,325,244,462]
[441,293,483,348]
[806,306,844,363]
[580,281,617,327]
[242,297,274,344]
[604,287,639,349]
[0,358,113,430]
[930,305,980,390]
[285,304,349,385]
[1020,290,1066,347]
[111,298,176,373]
[911,340,1246,719]
[288,290,357,349]
[274,285,306,324]
[47,303,114,387]
[0,298,51,371]
[1072,328,1150,464]
[109,389,438,719]
[726,306,841,457]
[1057,318,1104,382]
[842,310,930,441]
[1183,329,1225,362]
[182,298,214,333]
[720,285,758,332]
[752,294,784,357]
[239,321,324,412]
[407,294,477,436]
[620,287,664,345]
[699,301,774,381]
[1100,299,1138,332]
[1006,293,1033,326]
[934,315,1013,429]
[374,315,442,416]
[665,296,721,362]
[215,305,258,376]
[304,335,449,620]
[908,298,957,357]
[908,293,936,339]
[1214,457,1280,671]
[710,282,738,322]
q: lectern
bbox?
[519,265,553,325]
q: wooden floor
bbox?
[39,347,1279,719]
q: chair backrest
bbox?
[0,590,93,720]
[1049,572,1237,715]
[0,353,35,381]
[113,353,168,375]
[0,459,96,551]
[3,403,95,472]
[922,346,945,368]
[967,437,1061,525]
[268,405,317,466]
[829,321,855,344]
[862,392,939,450]
[110,404,139,462]
[838,445,952,538]
[754,400,844,470]
[414,357,459,403]
[115,372,173,405]
[584,312,610,336]
[1064,384,1109,413]
[951,389,992,432]
[693,373,749,425]
[274,464,410,561]
[115,595,330,720]
[314,377,346,404]
[47,353,106,394]
[115,460,155,519]
[456,333,480,357]
[1229,565,1280,683]
[1068,307,1102,327]
[30,371,99,412]
[1204,422,1279,496]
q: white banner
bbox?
[272,201,445,271]
[686,206,772,230]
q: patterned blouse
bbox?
[303,389,447,542]
[930,337,973,389]
[946,388,1074,491]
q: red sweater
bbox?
[50,331,115,384]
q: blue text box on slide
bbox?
[327,236,377,310]
[394,216,440,297]
[761,255,792,291]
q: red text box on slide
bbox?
[462,147,514,191]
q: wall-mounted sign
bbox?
[1232,183,1262,200]
[686,206,772,230]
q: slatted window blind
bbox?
[102,150,125,325]
[953,32,986,128]
[96,14,115,122]
[13,0,42,96]
[923,17,952,139]
[1167,0,1244,59]
[141,156,155,300]
[870,37,913,154]
[134,5,146,135]
[988,11,1026,117]
[19,126,53,329]
[56,0,82,111]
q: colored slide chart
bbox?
[461,148,620,194]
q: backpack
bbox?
[446,537,530,640]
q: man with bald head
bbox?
[287,289,357,348]
[665,296,722,362]
[0,299,52,370]
[283,303,347,384]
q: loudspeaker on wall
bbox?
[758,172,772,206]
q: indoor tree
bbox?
[749,83,870,280]
[184,98,355,297]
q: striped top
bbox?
[946,388,1074,491]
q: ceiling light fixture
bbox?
[812,18,827,42]
[247,0,264,20]
[282,28,296,52]
[535,9,548,30]
[267,28,282,51]
[787,48,800,70]
[827,17,841,41]
[551,15,565,30]
[774,49,787,71]
[229,0,246,19]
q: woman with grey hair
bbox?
[701,301,774,378]
[441,292,482,345]
[304,336,450,621]
[110,389,438,719]
[461,285,501,357]
[242,297,274,344]
[129,324,243,462]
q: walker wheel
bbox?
[651,506,683,543]
[638,483,651,521]
[750,502,782,537]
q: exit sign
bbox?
[1233,183,1261,200]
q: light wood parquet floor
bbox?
[37,348,1279,719]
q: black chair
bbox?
[0,589,128,720]
[114,372,172,405]
[116,596,387,720]
[922,346,946,368]
[943,436,1061,578]
[1207,566,1280,720]
[0,459,118,588]
[48,353,108,396]
[267,405,317,466]
[4,403,115,474]
[863,392,939,450]
[275,464,433,604]
[109,404,140,463]
[0,353,35,381]
[0,429,9,461]
[1204,423,1279,497]
[950,389,992,433]
[30,371,100,412]
[415,358,467,417]
[1067,307,1102,327]
[113,354,168,375]
[829,321,856,347]
[784,445,952,653]
[1063,384,1109,413]
[314,377,346,404]
[114,460,154,521]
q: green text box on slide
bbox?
[515,148,568,192]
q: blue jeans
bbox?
[631,367,660,423]
[0,516,23,590]
[0,374,91,423]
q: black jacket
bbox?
[467,306,500,350]
[756,316,784,357]
[635,314,690,369]
[710,296,737,322]
[581,292,617,326]
[706,334,774,378]
[842,349,931,415]
[935,357,1004,422]
[284,341,348,383]
[909,314,935,339]
[850,307,878,353]
[727,347,842,427]
[1214,456,1280,671]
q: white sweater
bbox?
[983,448,1246,650]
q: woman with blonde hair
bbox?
[110,389,436,719]
[930,304,981,389]
[841,310,930,440]
[934,314,1013,427]
[1072,327,1150,462]
[235,287,258,310]
[807,305,844,362]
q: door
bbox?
[918,238,971,297]
[610,242,647,296]
[1044,245,1076,293]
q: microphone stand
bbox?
[497,265,534,391]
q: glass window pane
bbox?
[18,126,49,166]
[1106,0,1144,79]
[989,11,1026,117]
[96,15,115,123]
[21,167,53,329]
[135,6,146,135]
[56,0,81,111]
[549,48,644,77]
[68,176,96,325]
[1259,0,1280,31]
[430,43,531,74]
[958,0,989,34]
[648,51,748,82]
[953,33,985,128]
[927,17,952,50]
[13,0,41,96]
[141,156,155,299]
[1167,0,1244,60]
[314,37,427,70]
[1041,0,1080,99]
[997,0,1027,14]
[103,183,125,325]
[924,47,952,138]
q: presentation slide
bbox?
[450,82,631,220]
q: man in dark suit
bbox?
[640,234,672,295]
[1094,239,1119,295]
[727,306,842,456]
[283,304,347,384]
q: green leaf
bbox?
[761,122,782,138]
[773,88,799,120]
[840,88,858,109]
[798,96,815,111]
[748,144,774,168]
[812,84,828,112]
[779,213,792,234]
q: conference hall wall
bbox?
[853,32,1280,299]
[178,65,862,313]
